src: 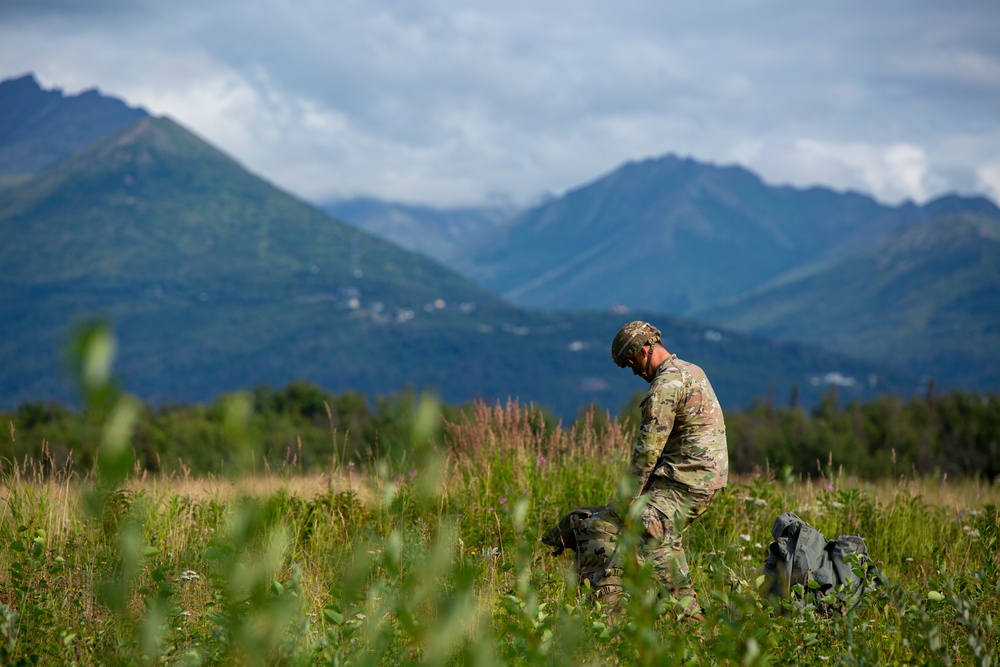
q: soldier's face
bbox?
[626,345,648,377]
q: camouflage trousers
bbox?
[592,484,718,614]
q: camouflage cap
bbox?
[611,321,661,367]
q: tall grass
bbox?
[1,327,997,664]
[2,395,998,665]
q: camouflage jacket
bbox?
[630,354,729,499]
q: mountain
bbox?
[696,213,1000,391]
[322,197,518,262]
[0,109,918,417]
[450,154,998,316]
[447,154,1000,393]
[0,74,148,179]
[0,115,513,406]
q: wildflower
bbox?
[755,543,763,549]
[179,570,200,581]
[825,483,835,492]
[347,461,355,469]
[499,497,507,505]
[739,534,751,542]
[408,469,417,478]
[537,454,547,466]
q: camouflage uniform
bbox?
[602,322,729,614]
[629,355,729,613]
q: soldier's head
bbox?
[611,321,662,379]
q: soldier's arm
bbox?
[628,380,678,500]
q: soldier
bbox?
[601,320,729,618]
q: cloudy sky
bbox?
[2,0,999,208]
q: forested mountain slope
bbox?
[697,213,1000,391]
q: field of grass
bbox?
[1,396,998,666]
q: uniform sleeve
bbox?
[629,378,679,497]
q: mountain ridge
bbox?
[0,73,148,177]
[450,153,999,315]
[438,153,999,393]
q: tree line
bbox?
[2,380,997,481]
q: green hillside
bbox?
[0,116,510,406]
[0,116,495,299]
[697,214,1000,391]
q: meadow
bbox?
[2,393,998,666]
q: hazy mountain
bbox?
[696,213,1000,391]
[450,154,998,316]
[322,197,519,262]
[0,74,148,179]
[0,110,917,416]
[447,154,999,393]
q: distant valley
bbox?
[321,196,519,263]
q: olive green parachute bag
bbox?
[759,511,879,616]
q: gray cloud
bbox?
[2,0,998,206]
